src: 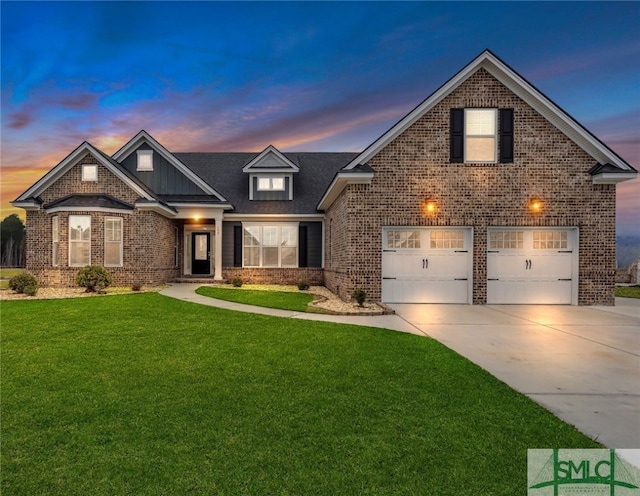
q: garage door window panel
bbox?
[489,231,523,249]
[533,230,567,250]
[430,230,464,249]
[387,230,421,249]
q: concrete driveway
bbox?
[390,299,640,449]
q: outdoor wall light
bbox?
[529,199,544,213]
[423,200,438,215]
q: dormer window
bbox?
[137,150,153,171]
[257,176,285,191]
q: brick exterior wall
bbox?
[324,68,616,305]
[25,153,180,287]
[222,267,324,286]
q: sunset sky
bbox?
[1,1,638,234]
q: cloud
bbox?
[7,111,33,129]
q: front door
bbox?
[191,232,211,275]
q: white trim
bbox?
[242,145,300,173]
[68,215,91,267]
[224,213,324,222]
[464,108,498,163]
[381,226,473,304]
[11,201,41,210]
[591,172,637,184]
[317,171,374,211]
[342,50,635,173]
[134,201,177,217]
[45,206,134,215]
[168,204,230,220]
[241,222,300,268]
[249,173,293,200]
[112,131,228,201]
[183,223,216,277]
[136,150,154,171]
[52,216,59,267]
[486,226,579,305]
[14,142,154,202]
[82,164,98,181]
[104,217,123,267]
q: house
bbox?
[13,50,637,305]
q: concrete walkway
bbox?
[160,283,421,334]
[161,284,640,449]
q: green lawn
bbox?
[1,294,599,495]
[615,285,640,299]
[196,285,314,312]
[0,268,23,289]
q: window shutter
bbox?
[233,225,242,267]
[499,108,514,163]
[298,225,308,268]
[450,109,464,163]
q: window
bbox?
[429,230,464,249]
[137,150,153,171]
[243,224,298,267]
[451,108,513,163]
[465,109,497,162]
[533,230,567,250]
[489,231,523,250]
[257,176,285,191]
[174,227,179,267]
[104,217,123,267]
[52,216,59,266]
[387,230,421,249]
[69,215,91,266]
[82,164,97,181]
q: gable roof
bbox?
[13,141,158,204]
[111,130,229,201]
[343,49,636,175]
[242,145,300,173]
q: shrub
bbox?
[76,265,113,292]
[22,281,38,296]
[297,281,310,291]
[352,288,367,307]
[232,277,243,288]
[8,272,38,296]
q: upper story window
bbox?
[250,174,292,200]
[465,109,497,162]
[257,176,285,191]
[137,150,153,171]
[82,164,98,181]
[450,108,513,164]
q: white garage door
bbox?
[382,228,472,303]
[487,228,577,304]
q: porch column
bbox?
[214,211,223,281]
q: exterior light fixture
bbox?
[424,200,437,215]
[529,199,544,213]
[194,215,201,222]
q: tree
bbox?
[1,214,26,267]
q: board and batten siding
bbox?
[120,144,207,195]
